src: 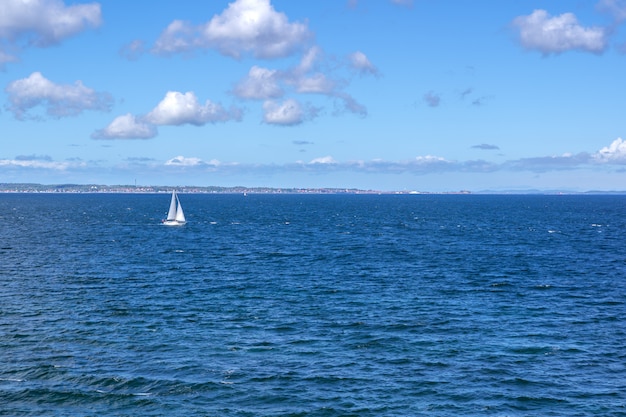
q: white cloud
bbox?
[333,92,367,117]
[415,155,447,163]
[119,40,146,61]
[263,99,307,125]
[296,46,321,74]
[511,9,607,54]
[597,0,626,23]
[0,157,83,170]
[594,137,626,162]
[348,51,379,76]
[309,156,337,164]
[233,66,283,99]
[231,46,370,121]
[287,47,335,93]
[146,91,242,126]
[165,155,205,167]
[0,0,101,65]
[92,114,158,140]
[8,137,626,181]
[151,20,195,55]
[5,72,113,119]
[291,49,366,115]
[92,91,242,140]
[293,73,335,94]
[152,0,311,59]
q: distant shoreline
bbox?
[1,183,626,195]
[0,183,454,195]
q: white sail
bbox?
[166,191,178,221]
[175,199,186,222]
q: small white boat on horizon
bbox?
[162,190,186,226]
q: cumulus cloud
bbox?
[263,99,309,125]
[232,46,371,121]
[91,114,158,140]
[286,47,337,95]
[0,0,101,66]
[233,66,283,99]
[293,74,331,95]
[92,91,242,139]
[594,137,626,162]
[348,51,380,76]
[165,155,205,167]
[232,47,335,100]
[146,91,242,126]
[5,72,113,119]
[511,9,608,54]
[152,0,312,59]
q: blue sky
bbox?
[1,0,626,191]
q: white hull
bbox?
[162,219,186,226]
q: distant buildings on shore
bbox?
[0,183,471,195]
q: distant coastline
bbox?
[1,183,626,195]
[0,182,432,195]
[0,183,470,195]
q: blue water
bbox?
[1,194,625,416]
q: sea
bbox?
[1,193,625,416]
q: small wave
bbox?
[534,284,551,289]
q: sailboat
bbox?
[162,190,186,226]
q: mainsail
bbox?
[167,191,178,221]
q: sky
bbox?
[1,0,626,192]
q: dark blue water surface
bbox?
[1,193,625,416]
